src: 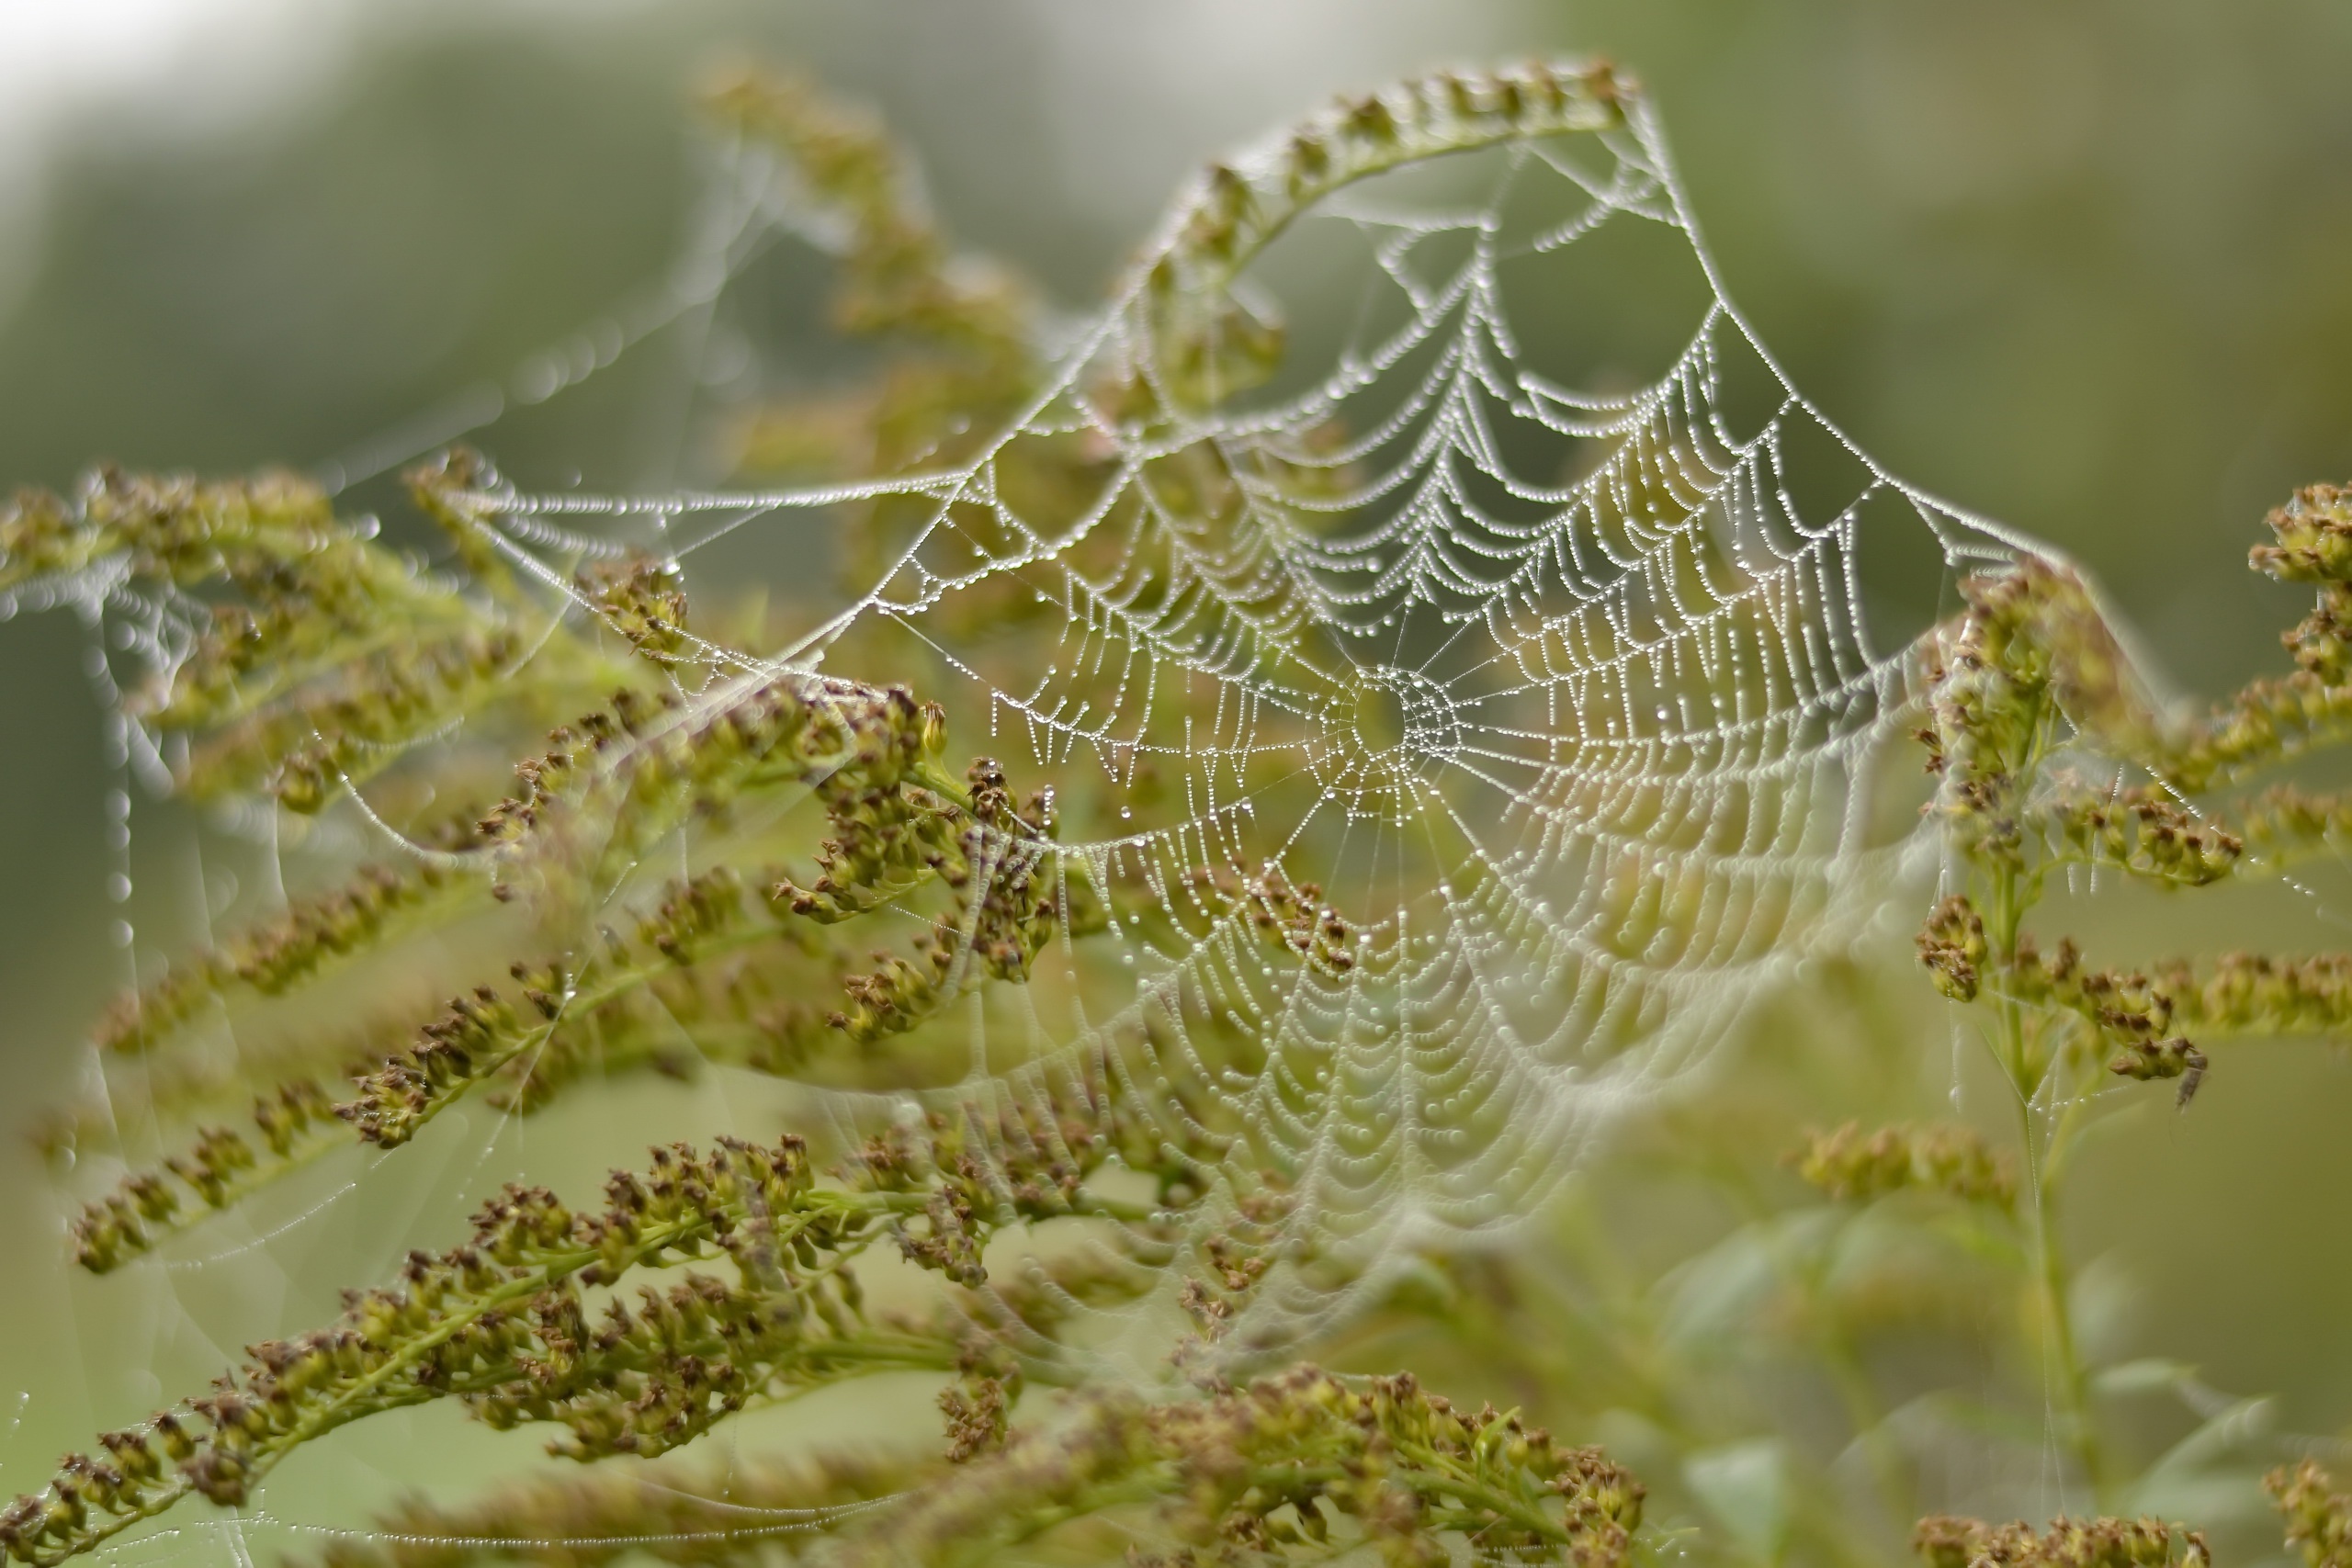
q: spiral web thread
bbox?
[407,62,2039,1344]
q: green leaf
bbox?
[1657,1211,1839,1354]
[2140,1394,2275,1481]
[2091,1359,2199,1398]
[1685,1438,1792,1565]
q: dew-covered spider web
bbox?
[9,63,2063,1540]
[407,63,2033,1342]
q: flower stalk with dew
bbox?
[1913,480,2352,1512]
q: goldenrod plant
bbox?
[4,59,2350,1568]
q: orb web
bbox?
[8,61,2060,1438]
[443,63,2032,1343]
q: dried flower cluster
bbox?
[12,1069,1195,1565]
[1918,482,2352,1120]
[1913,1515,2209,1568]
[1928,486,2352,1090]
[1915,440,2352,1537]
[839,1367,1645,1568]
[1791,1121,2015,1210]
[64,676,1107,1273]
[2269,1460,2352,1568]
[1185,862,1359,976]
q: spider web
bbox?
[4,64,2063,1552]
[436,66,2034,1344]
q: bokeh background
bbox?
[3,0,2351,1555]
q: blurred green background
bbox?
[3,0,2350,1552]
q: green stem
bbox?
[1984,695,2106,1510]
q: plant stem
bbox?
[1987,829,2106,1509]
